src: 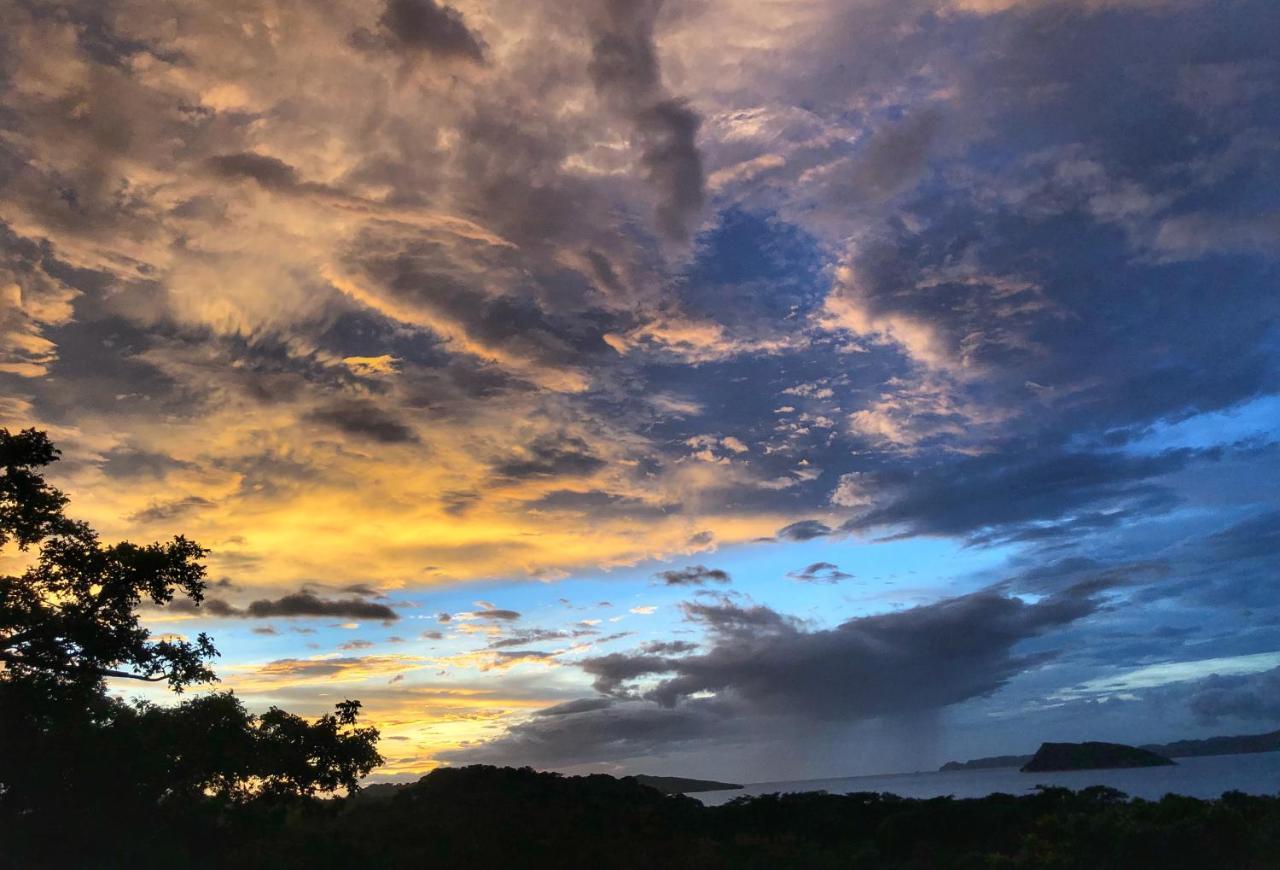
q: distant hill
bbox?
[940,754,1033,772]
[630,775,743,794]
[1021,742,1175,772]
[354,773,742,799]
[1142,730,1280,758]
[941,727,1280,772]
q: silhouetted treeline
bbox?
[1,429,380,868]
[7,764,1280,868]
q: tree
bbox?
[0,428,383,863]
[125,693,383,801]
[0,428,217,689]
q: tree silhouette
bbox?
[0,428,217,689]
[0,429,382,866]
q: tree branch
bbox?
[0,650,166,682]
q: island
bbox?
[630,774,743,794]
[940,754,1033,772]
[1020,741,1175,772]
[940,727,1280,772]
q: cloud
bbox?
[786,562,852,583]
[206,153,306,192]
[441,696,734,767]
[435,648,557,672]
[653,565,730,586]
[230,654,425,688]
[127,496,214,524]
[171,591,399,622]
[1188,666,1280,726]
[487,628,589,650]
[451,583,1107,767]
[455,602,522,622]
[592,588,1100,718]
[533,697,616,717]
[491,435,605,480]
[641,640,698,655]
[4,0,1280,753]
[843,448,1210,544]
[307,400,419,444]
[776,520,833,541]
[587,0,705,240]
[352,0,486,63]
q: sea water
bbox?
[691,752,1280,806]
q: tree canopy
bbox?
[0,428,382,860]
[0,428,217,689]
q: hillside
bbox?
[1143,730,1280,759]
[1021,742,1175,772]
[941,754,1033,772]
[630,775,743,794]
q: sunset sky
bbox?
[2,0,1278,782]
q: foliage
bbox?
[0,428,217,689]
[0,429,382,865]
[7,764,1276,869]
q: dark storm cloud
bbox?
[307,400,419,444]
[584,588,1100,718]
[843,448,1211,544]
[787,562,852,584]
[439,695,734,767]
[491,435,605,479]
[653,565,729,586]
[170,591,399,622]
[776,520,832,541]
[588,0,705,240]
[580,653,678,697]
[1188,667,1280,726]
[350,0,485,63]
[448,585,1103,767]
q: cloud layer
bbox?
[4,0,1279,779]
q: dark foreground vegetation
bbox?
[4,429,1280,868]
[7,763,1280,869]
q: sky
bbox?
[1,0,1278,783]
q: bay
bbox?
[691,751,1280,806]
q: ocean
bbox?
[691,751,1280,806]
